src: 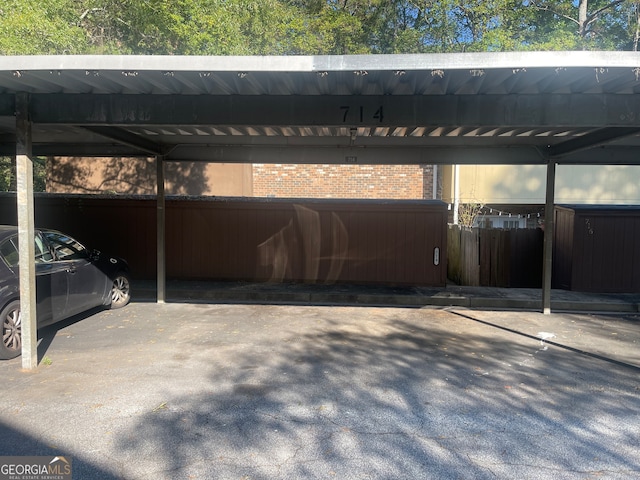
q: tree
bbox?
[414,0,534,52]
[0,0,88,54]
[524,0,640,50]
[74,0,317,55]
[3,0,640,57]
[628,1,640,50]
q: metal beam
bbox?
[4,141,640,166]
[1,51,638,73]
[555,145,640,165]
[542,160,556,315]
[156,156,166,304]
[29,93,640,128]
[164,145,547,165]
[79,126,165,155]
[547,127,640,158]
[15,93,38,368]
[6,136,639,167]
[0,143,152,157]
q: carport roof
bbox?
[2,51,640,95]
[1,51,640,164]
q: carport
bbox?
[1,51,640,369]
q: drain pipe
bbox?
[453,164,460,224]
[432,164,438,200]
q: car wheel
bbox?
[0,300,21,360]
[110,272,131,309]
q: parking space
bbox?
[1,301,639,479]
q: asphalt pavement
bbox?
[0,286,639,479]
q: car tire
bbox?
[110,272,131,309]
[0,300,22,360]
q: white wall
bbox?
[556,165,640,204]
[454,164,640,205]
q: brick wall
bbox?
[46,157,436,200]
[252,164,434,199]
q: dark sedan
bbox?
[0,226,131,359]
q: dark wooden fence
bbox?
[447,225,479,286]
[0,194,448,287]
[554,205,640,293]
[448,225,543,287]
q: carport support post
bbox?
[15,93,38,369]
[542,160,556,315]
[156,155,166,303]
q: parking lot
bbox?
[1,300,639,479]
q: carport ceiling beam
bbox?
[546,127,640,158]
[558,146,640,165]
[0,143,158,158]
[165,145,546,165]
[30,93,640,129]
[77,126,166,156]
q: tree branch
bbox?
[586,0,626,27]
[529,2,580,26]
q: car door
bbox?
[43,231,108,318]
[34,232,69,326]
[0,232,68,327]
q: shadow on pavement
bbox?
[0,421,121,479]
[37,307,105,362]
[115,313,640,478]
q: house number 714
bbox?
[340,106,384,123]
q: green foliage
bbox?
[523,0,640,50]
[0,157,14,191]
[0,157,47,192]
[0,0,88,54]
[73,0,319,55]
[33,157,47,192]
[306,5,370,54]
[1,0,640,56]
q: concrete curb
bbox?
[132,284,640,313]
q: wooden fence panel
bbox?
[554,205,640,293]
[0,194,447,287]
[484,229,511,287]
[446,224,462,284]
[461,228,480,286]
[478,229,492,286]
[448,225,542,288]
[446,225,481,286]
[509,228,543,288]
